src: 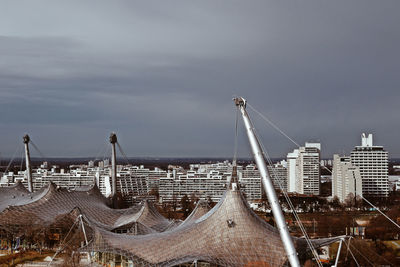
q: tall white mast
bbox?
[234,97,300,267]
[110,132,117,197]
[23,134,33,192]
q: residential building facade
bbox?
[332,154,363,203]
[350,134,389,197]
[287,143,321,195]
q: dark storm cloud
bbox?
[1,0,399,158]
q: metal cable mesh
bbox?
[0,182,173,235]
[86,189,288,266]
[0,182,342,266]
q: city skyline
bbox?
[0,132,395,161]
[1,1,400,158]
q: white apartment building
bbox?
[389,176,400,191]
[332,155,363,203]
[239,164,263,200]
[159,172,227,203]
[297,143,321,195]
[350,134,389,197]
[1,160,263,204]
[287,149,299,192]
[159,162,262,203]
[267,160,288,191]
[0,168,95,191]
[287,143,321,195]
[0,161,166,200]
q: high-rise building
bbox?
[158,162,262,203]
[296,143,321,195]
[287,143,321,195]
[267,160,288,191]
[332,154,362,203]
[350,133,389,197]
[287,149,299,193]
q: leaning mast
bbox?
[234,97,300,267]
[23,134,33,192]
[109,132,118,198]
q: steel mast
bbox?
[234,97,300,267]
[23,134,33,192]
[109,132,118,197]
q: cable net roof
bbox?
[88,189,288,266]
[0,182,342,266]
[0,181,47,212]
[87,188,342,266]
[0,182,173,234]
[176,199,210,229]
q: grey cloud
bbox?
[1,0,400,158]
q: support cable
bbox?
[361,195,400,230]
[233,107,239,163]
[30,140,46,159]
[247,110,323,267]
[235,98,301,266]
[344,236,352,261]
[19,148,24,172]
[103,145,111,161]
[350,239,393,266]
[95,143,106,160]
[342,240,360,267]
[117,142,130,165]
[248,104,400,233]
[4,145,20,174]
[247,104,397,266]
[264,147,323,267]
[248,103,300,147]
[47,217,80,266]
[94,143,108,165]
[249,103,333,179]
[228,108,240,188]
[30,139,52,168]
[347,243,374,266]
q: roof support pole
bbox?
[234,97,300,267]
[23,134,33,192]
[334,238,343,267]
[79,215,89,246]
[110,132,117,197]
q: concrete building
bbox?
[332,155,363,203]
[287,149,299,193]
[239,164,263,200]
[388,176,400,191]
[158,162,262,203]
[296,143,321,195]
[287,143,321,195]
[267,160,288,191]
[350,133,389,197]
[1,161,262,204]
[0,162,167,202]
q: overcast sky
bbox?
[1,0,399,159]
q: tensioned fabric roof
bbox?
[0,181,47,213]
[87,187,343,267]
[0,182,174,233]
[0,182,343,266]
